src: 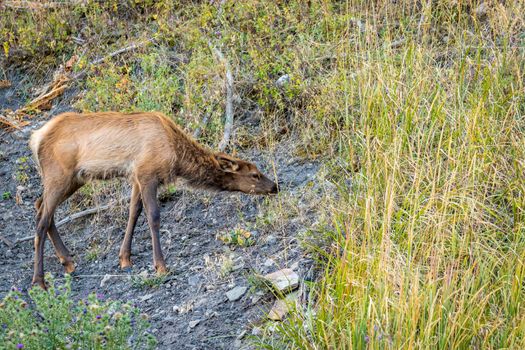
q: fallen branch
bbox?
[3,40,152,132]
[13,203,113,245]
[72,40,152,81]
[208,42,234,152]
[0,235,14,248]
[0,114,21,130]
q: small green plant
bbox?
[2,191,11,200]
[15,156,29,185]
[131,273,167,290]
[0,274,157,349]
[216,227,255,247]
[85,245,100,263]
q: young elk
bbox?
[29,111,278,289]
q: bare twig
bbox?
[0,235,14,248]
[55,203,112,227]
[0,114,22,130]
[208,42,234,152]
[13,203,113,245]
[72,40,151,80]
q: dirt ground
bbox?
[0,78,322,349]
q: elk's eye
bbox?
[251,173,259,179]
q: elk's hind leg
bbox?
[35,198,75,273]
[119,182,143,271]
[33,180,79,288]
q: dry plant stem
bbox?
[208,42,234,152]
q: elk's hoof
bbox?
[63,261,76,274]
[31,278,47,290]
[155,265,168,275]
[119,257,132,270]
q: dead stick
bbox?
[0,235,14,248]
[72,40,151,81]
[208,42,234,151]
[13,203,113,245]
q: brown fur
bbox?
[29,111,278,288]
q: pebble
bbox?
[4,250,13,259]
[140,293,154,302]
[100,274,112,287]
[188,274,200,287]
[265,235,277,245]
[276,74,290,87]
[263,268,299,293]
[263,258,275,267]
[226,286,247,302]
[268,292,298,321]
[188,319,200,329]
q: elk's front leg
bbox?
[119,182,143,271]
[141,180,167,274]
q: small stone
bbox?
[263,268,299,293]
[189,319,200,329]
[140,293,154,302]
[100,274,112,287]
[251,326,263,336]
[290,261,299,271]
[4,250,13,259]
[139,270,148,278]
[268,292,298,321]
[263,258,275,267]
[474,3,488,17]
[276,74,290,87]
[188,275,200,287]
[265,235,277,245]
[226,286,247,302]
[236,330,247,340]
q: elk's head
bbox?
[213,153,278,194]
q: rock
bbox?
[263,258,275,267]
[139,270,148,279]
[268,292,298,321]
[474,2,488,17]
[188,319,200,329]
[100,274,112,287]
[265,235,277,245]
[226,286,247,302]
[263,268,299,293]
[140,293,154,302]
[290,261,299,270]
[251,326,263,336]
[188,275,200,287]
[276,74,290,87]
[236,329,247,340]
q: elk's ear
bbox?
[216,154,240,173]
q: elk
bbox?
[29,111,278,289]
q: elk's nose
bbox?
[271,183,279,194]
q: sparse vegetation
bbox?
[0,275,156,350]
[2,0,525,348]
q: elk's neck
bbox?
[168,131,222,189]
